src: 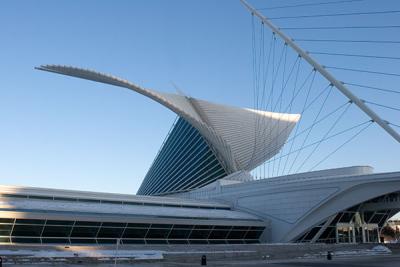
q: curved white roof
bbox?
[37,65,300,172]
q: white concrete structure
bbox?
[173,166,400,243]
[0,66,398,245]
[36,65,300,174]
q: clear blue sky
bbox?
[0,0,399,194]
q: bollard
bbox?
[327,251,332,260]
[201,254,207,265]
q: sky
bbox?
[0,0,399,195]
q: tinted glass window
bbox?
[12,225,43,237]
[123,228,148,238]
[70,227,99,238]
[101,222,126,227]
[173,225,193,229]
[46,220,75,226]
[97,227,124,238]
[15,219,45,225]
[227,230,247,239]
[42,226,72,237]
[245,230,263,239]
[127,223,150,228]
[208,230,229,239]
[0,218,14,223]
[151,224,172,229]
[189,230,210,239]
[194,225,213,230]
[75,221,101,227]
[146,228,170,239]
[168,229,191,239]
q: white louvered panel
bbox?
[193,99,300,171]
[37,65,300,174]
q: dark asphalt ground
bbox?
[12,254,400,266]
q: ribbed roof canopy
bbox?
[37,65,300,174]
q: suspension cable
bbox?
[389,122,400,128]
[285,71,318,174]
[280,69,316,174]
[297,103,352,172]
[294,39,400,44]
[325,66,400,77]
[288,85,334,174]
[280,25,400,30]
[343,82,400,95]
[302,84,333,114]
[266,120,373,165]
[363,100,400,112]
[308,51,400,61]
[258,0,366,10]
[269,10,400,20]
[287,101,352,143]
[281,57,302,175]
[272,55,300,112]
[310,121,373,171]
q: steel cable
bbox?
[363,100,400,112]
[344,82,400,95]
[308,51,400,61]
[294,39,400,44]
[257,0,366,11]
[270,10,400,20]
[310,121,373,170]
[281,25,400,30]
[325,66,400,77]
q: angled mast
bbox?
[240,0,400,143]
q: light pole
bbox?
[114,238,121,266]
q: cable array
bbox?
[245,0,400,179]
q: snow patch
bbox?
[302,245,392,259]
[0,249,164,260]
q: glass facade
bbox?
[138,117,228,196]
[295,202,393,243]
[0,218,264,245]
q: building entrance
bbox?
[336,223,379,243]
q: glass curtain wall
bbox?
[0,218,264,245]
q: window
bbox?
[15,219,45,225]
[123,228,148,238]
[97,227,124,238]
[70,227,99,238]
[189,230,210,239]
[42,226,72,237]
[168,229,191,239]
[12,225,43,237]
[0,224,13,236]
[0,217,263,244]
[146,228,170,239]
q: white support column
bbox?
[362,225,366,243]
[335,227,339,243]
[240,0,400,143]
[377,228,381,243]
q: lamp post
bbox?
[114,238,121,266]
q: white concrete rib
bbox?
[36,65,300,172]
